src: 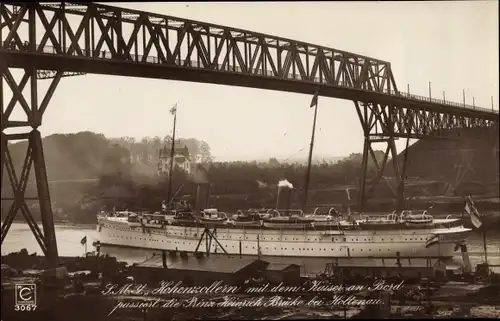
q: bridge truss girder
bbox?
[0,2,395,95]
[356,101,497,140]
[353,100,498,211]
[443,140,499,196]
[0,65,64,263]
[1,4,88,262]
[1,2,497,124]
[444,147,476,195]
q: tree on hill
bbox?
[162,135,213,163]
[3,132,126,183]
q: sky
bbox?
[4,1,499,162]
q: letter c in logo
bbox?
[19,287,33,301]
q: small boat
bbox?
[127,213,142,227]
[263,209,314,229]
[231,210,263,227]
[252,208,273,220]
[162,200,193,224]
[403,210,434,227]
[115,210,132,218]
[312,204,342,216]
[306,207,339,227]
[199,209,229,225]
[357,213,406,230]
[141,213,167,228]
[338,220,357,229]
[173,212,197,224]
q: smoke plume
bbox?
[189,164,209,184]
[277,179,293,189]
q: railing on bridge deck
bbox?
[2,41,498,115]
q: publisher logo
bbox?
[14,284,37,311]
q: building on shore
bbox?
[158,142,191,175]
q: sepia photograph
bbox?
[1,1,499,320]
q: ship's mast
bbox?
[303,90,319,210]
[166,103,178,204]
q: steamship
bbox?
[95,183,472,260]
[96,98,472,262]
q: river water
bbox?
[2,223,500,270]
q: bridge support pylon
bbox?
[1,65,63,265]
[354,101,406,212]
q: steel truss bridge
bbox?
[1,2,499,263]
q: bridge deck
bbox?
[0,2,498,121]
[2,46,498,121]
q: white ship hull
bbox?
[96,217,470,259]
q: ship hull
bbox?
[96,217,469,260]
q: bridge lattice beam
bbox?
[1,8,63,263]
[1,5,85,261]
[2,2,497,121]
[2,3,498,120]
[1,2,398,98]
[353,99,498,211]
[355,101,497,140]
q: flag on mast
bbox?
[465,195,482,228]
[80,235,87,245]
[310,90,319,108]
[169,103,178,115]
